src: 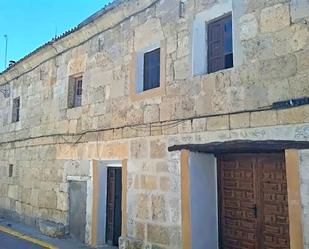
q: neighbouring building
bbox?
[1,0,309,248]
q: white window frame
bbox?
[192,0,233,76]
[135,42,161,93]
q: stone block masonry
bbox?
[0,0,309,248]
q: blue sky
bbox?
[0,0,113,72]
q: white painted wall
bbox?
[299,150,309,248]
[189,152,218,249]
[96,163,108,246]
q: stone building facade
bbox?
[0,0,309,248]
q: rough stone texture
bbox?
[239,13,258,41]
[0,0,309,248]
[38,220,66,238]
[260,4,290,33]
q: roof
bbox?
[168,140,309,153]
[0,0,122,75]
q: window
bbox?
[207,14,233,73]
[12,97,20,122]
[9,164,13,177]
[130,41,166,101]
[143,48,160,91]
[68,76,83,108]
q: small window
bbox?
[143,48,160,91]
[12,97,20,123]
[9,164,13,177]
[207,14,233,74]
[68,76,83,108]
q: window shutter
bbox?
[208,19,225,73]
[208,14,233,73]
[143,48,160,91]
[73,77,82,107]
[12,97,20,122]
[12,101,17,122]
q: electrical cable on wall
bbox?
[1,97,308,148]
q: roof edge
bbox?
[0,0,157,85]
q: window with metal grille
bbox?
[12,97,20,123]
[207,14,233,74]
[68,76,83,108]
[143,48,160,91]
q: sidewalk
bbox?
[0,218,115,249]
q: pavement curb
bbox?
[0,225,58,249]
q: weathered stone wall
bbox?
[0,0,309,248]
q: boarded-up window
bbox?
[68,76,83,108]
[12,97,20,123]
[208,14,233,74]
[143,48,160,91]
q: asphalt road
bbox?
[0,231,44,249]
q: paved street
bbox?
[0,231,44,249]
[0,218,117,249]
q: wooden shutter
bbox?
[12,97,20,122]
[208,18,224,73]
[208,14,233,73]
[143,48,160,91]
[74,77,82,107]
[106,168,116,245]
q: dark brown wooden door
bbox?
[106,167,122,246]
[218,154,290,249]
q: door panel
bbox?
[219,155,258,249]
[69,181,87,243]
[106,168,116,245]
[257,155,290,249]
[218,154,290,249]
[106,167,122,246]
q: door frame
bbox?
[180,149,304,249]
[91,160,125,247]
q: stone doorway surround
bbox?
[174,140,308,249]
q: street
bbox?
[0,231,44,249]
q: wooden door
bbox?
[106,167,122,246]
[257,155,290,248]
[218,154,290,249]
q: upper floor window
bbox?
[68,75,83,108]
[192,0,233,76]
[12,97,20,123]
[143,48,160,91]
[207,14,233,73]
[130,41,166,101]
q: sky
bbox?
[0,0,114,72]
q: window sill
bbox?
[193,66,234,78]
[130,84,165,101]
